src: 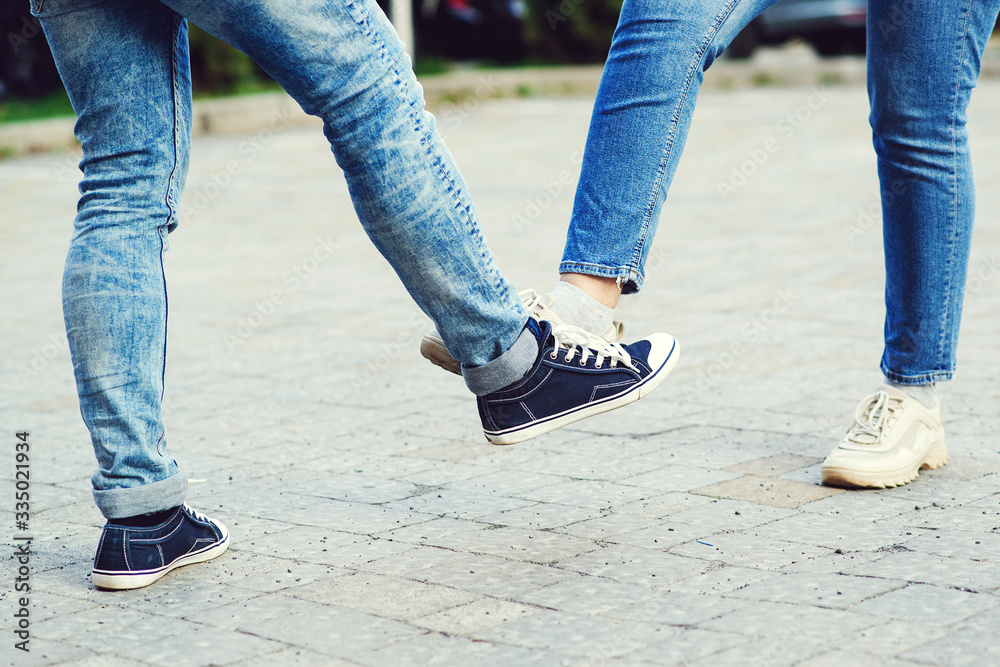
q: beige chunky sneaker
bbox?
[821,385,949,489]
[420,288,625,376]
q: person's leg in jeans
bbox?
[550,0,779,329]
[821,0,1000,488]
[420,0,778,371]
[39,0,678,588]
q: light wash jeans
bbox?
[561,0,1000,385]
[34,0,533,518]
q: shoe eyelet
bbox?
[549,352,557,360]
[579,359,587,366]
[595,363,603,369]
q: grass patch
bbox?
[0,89,74,124]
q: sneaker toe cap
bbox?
[642,333,678,371]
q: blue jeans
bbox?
[562,0,1000,385]
[35,0,532,518]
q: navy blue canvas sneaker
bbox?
[92,504,229,590]
[480,318,679,445]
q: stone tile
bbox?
[618,627,746,664]
[472,610,671,658]
[352,632,498,666]
[699,600,883,643]
[117,624,284,666]
[475,502,603,530]
[429,525,601,564]
[223,562,350,593]
[902,529,1000,562]
[384,489,535,520]
[415,553,577,597]
[852,583,997,624]
[661,566,773,595]
[514,575,657,615]
[555,545,709,587]
[513,479,656,511]
[605,590,752,625]
[751,512,915,551]
[619,464,741,493]
[724,572,903,608]
[899,627,1000,666]
[670,498,799,531]
[722,453,823,477]
[411,598,541,635]
[839,620,952,658]
[691,474,842,508]
[670,533,830,570]
[846,550,1000,592]
[290,571,479,621]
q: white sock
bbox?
[549,281,615,336]
[887,379,937,409]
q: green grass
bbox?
[0,89,74,124]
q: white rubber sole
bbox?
[485,336,679,445]
[420,333,462,376]
[821,438,949,489]
[93,523,230,590]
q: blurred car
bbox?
[0,1,62,101]
[725,0,867,58]
[378,0,528,62]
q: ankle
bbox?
[550,280,616,336]
[558,273,621,309]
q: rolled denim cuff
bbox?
[463,322,539,396]
[93,472,188,520]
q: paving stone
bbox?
[845,550,1000,592]
[514,575,658,615]
[691,474,843,508]
[722,453,823,477]
[837,620,952,658]
[669,533,831,570]
[411,597,541,634]
[472,610,672,658]
[7,78,1000,665]
[899,627,1000,666]
[475,502,604,530]
[414,553,577,597]
[852,583,997,624]
[289,571,480,621]
[554,544,709,587]
[724,571,904,608]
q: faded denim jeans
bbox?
[34,0,532,518]
[562,0,1000,384]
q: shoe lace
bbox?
[845,391,902,446]
[519,288,557,320]
[549,323,632,369]
[182,504,209,522]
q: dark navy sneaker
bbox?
[480,318,679,445]
[92,504,229,590]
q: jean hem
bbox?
[558,261,644,295]
[881,362,954,386]
[463,320,537,396]
[93,472,188,520]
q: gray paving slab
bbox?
[3,66,1000,665]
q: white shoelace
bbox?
[845,391,902,446]
[519,288,557,320]
[549,323,632,370]
[182,504,209,522]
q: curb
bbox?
[3,41,998,159]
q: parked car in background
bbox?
[375,0,528,62]
[725,0,867,58]
[0,1,62,101]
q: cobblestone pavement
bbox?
[2,78,1000,666]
